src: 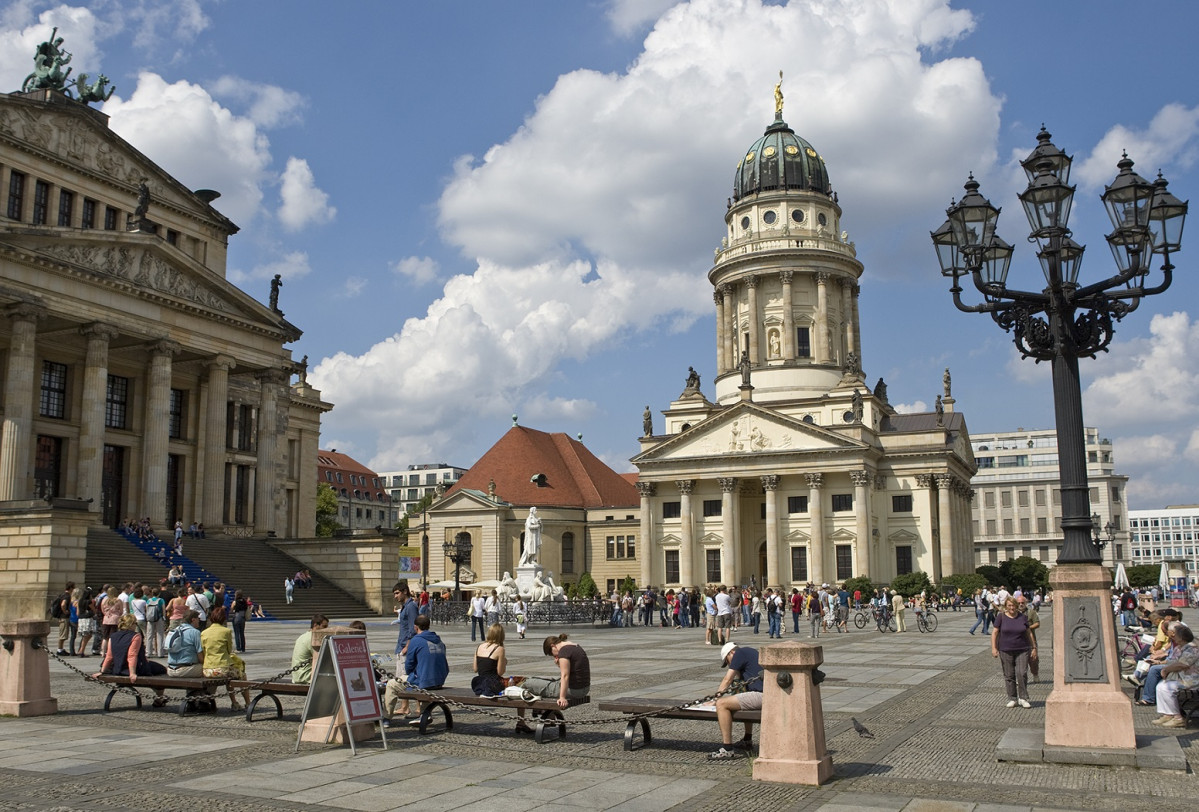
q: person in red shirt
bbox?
[790,588,803,634]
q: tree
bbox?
[975,565,1002,586]
[397,493,436,532]
[315,482,341,538]
[889,571,931,598]
[576,572,598,599]
[941,572,986,597]
[1126,564,1162,589]
[1001,556,1049,593]
[620,575,637,595]
[842,575,874,600]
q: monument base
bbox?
[753,641,834,786]
[515,565,542,599]
[1044,563,1135,750]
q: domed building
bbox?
[631,91,977,590]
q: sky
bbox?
[3,0,1199,510]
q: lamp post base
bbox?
[1044,563,1134,750]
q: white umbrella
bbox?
[1159,562,1170,595]
[425,580,459,590]
[467,580,504,591]
[1113,562,1130,590]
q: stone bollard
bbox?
[0,620,58,716]
[753,640,833,785]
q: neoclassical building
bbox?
[0,84,331,535]
[632,95,977,590]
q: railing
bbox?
[426,600,614,627]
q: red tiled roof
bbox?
[317,450,389,501]
[446,426,638,509]
[620,472,639,487]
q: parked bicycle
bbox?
[874,605,896,633]
[915,608,938,633]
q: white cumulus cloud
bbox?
[0,5,104,93]
[392,256,440,285]
[893,400,929,414]
[1075,104,1199,191]
[314,0,1002,468]
[277,156,336,231]
[210,75,306,128]
[227,250,311,288]
[606,0,681,35]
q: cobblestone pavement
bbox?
[1,608,1194,811]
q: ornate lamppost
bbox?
[931,127,1186,754]
[443,532,473,603]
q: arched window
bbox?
[561,531,575,573]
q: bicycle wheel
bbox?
[885,615,897,632]
[916,615,927,633]
[854,611,867,629]
[923,612,938,632]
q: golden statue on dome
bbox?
[774,70,784,116]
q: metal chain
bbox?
[48,650,144,698]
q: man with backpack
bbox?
[52,581,74,655]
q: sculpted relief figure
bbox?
[497,571,519,602]
[519,507,542,567]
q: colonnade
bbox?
[714,271,861,374]
[636,469,973,590]
[0,302,285,531]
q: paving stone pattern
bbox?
[1,609,1194,811]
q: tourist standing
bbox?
[992,596,1035,708]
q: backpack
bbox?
[145,600,163,623]
[50,592,67,619]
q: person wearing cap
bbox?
[708,641,764,760]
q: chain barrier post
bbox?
[0,619,58,716]
[752,641,832,785]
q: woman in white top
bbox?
[513,597,528,639]
[129,586,149,637]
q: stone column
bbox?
[762,475,780,588]
[0,304,45,501]
[254,369,285,534]
[780,270,795,361]
[962,487,975,575]
[721,284,737,373]
[850,282,862,362]
[806,473,825,585]
[142,340,180,524]
[201,355,235,527]
[840,279,854,365]
[915,474,934,579]
[678,480,695,587]
[714,289,727,374]
[76,323,120,509]
[850,470,872,579]
[718,477,738,586]
[814,273,829,364]
[745,275,760,365]
[636,481,656,587]
[935,474,955,583]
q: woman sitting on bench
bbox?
[515,634,590,735]
[94,613,169,707]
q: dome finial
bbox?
[774,70,784,118]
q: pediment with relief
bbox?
[634,402,868,463]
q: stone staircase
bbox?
[86,528,375,621]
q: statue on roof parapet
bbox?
[76,72,115,104]
[21,29,116,104]
[774,70,784,116]
[682,366,702,396]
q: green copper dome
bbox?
[733,114,831,202]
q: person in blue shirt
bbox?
[708,642,763,761]
[398,614,449,727]
[165,610,204,677]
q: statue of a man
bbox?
[684,366,701,393]
[935,394,944,425]
[519,507,542,567]
[298,354,308,385]
[739,351,751,387]
[873,377,888,403]
[943,367,952,398]
[134,181,150,220]
[269,274,283,311]
[851,389,863,422]
[497,571,519,601]
[642,405,652,437]
[774,70,784,116]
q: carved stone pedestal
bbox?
[516,565,542,599]
[753,641,833,785]
[1044,563,1134,750]
[0,619,58,717]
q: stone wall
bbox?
[269,536,403,615]
[0,501,91,621]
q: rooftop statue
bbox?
[23,28,73,93]
[76,72,115,105]
[774,70,784,116]
[682,366,701,395]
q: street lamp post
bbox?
[931,127,1186,755]
[443,532,473,603]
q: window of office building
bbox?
[1018,490,1029,507]
[1020,518,1030,534]
[1003,518,1013,535]
[1005,546,1015,560]
[984,491,995,508]
[1001,491,1012,508]
[985,519,996,535]
[1035,489,1046,506]
[1037,517,1048,533]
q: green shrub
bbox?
[889,571,932,598]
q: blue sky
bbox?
[4,0,1199,509]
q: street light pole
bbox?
[932,127,1186,755]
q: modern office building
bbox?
[1128,505,1199,578]
[379,463,468,516]
[969,427,1129,567]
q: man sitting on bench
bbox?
[709,641,763,761]
[515,633,590,735]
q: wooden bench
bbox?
[230,679,309,722]
[388,686,589,744]
[94,675,228,715]
[598,696,762,751]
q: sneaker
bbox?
[1123,674,1144,687]
[708,747,740,761]
[1018,699,1031,709]
[1161,718,1187,728]
[55,649,68,655]
[1152,715,1171,725]
[1006,700,1018,708]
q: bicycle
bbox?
[874,606,896,633]
[853,607,871,629]
[915,608,938,633]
